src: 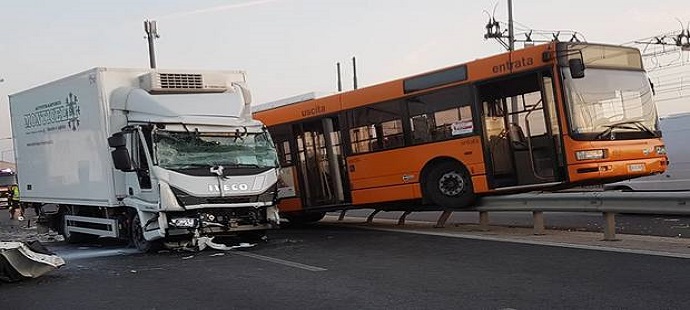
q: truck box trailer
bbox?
[9,67,280,251]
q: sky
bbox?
[1,0,688,160]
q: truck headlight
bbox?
[575,149,606,161]
[257,185,278,203]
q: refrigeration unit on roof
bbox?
[139,71,229,93]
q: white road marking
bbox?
[234,251,327,271]
[346,225,690,260]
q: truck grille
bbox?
[170,187,259,206]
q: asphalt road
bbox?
[2,226,689,310]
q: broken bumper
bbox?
[0,242,65,283]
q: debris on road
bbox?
[196,236,255,251]
[0,241,65,283]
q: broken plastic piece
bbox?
[0,241,65,283]
[195,236,255,251]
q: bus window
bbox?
[406,85,474,144]
[347,100,404,154]
[270,124,293,166]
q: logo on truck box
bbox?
[23,93,81,133]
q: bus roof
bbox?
[253,92,330,113]
[254,42,638,126]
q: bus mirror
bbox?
[569,59,585,79]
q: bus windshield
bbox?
[563,68,659,140]
[154,130,279,170]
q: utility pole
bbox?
[352,56,358,90]
[336,62,343,92]
[508,0,514,51]
[144,20,160,69]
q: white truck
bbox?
[9,68,281,251]
[605,112,690,191]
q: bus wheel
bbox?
[130,212,160,253]
[424,162,475,209]
[283,212,326,227]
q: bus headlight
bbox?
[575,149,606,161]
[655,146,667,155]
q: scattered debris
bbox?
[182,255,195,260]
[0,241,65,283]
[195,236,255,251]
[130,270,137,273]
[209,253,225,257]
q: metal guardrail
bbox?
[476,191,690,214]
[351,191,690,241]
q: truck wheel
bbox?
[130,213,160,253]
[423,161,475,209]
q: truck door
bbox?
[123,128,159,204]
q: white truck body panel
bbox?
[10,69,116,206]
[606,112,690,191]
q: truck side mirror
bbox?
[569,58,585,79]
[108,133,127,148]
[111,148,135,172]
[108,133,134,172]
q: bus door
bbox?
[293,117,348,208]
[478,71,563,189]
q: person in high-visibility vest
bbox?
[8,184,24,221]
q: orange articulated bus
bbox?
[254,42,668,223]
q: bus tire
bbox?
[283,212,326,226]
[423,161,475,209]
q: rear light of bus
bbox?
[575,149,607,161]
[655,146,667,155]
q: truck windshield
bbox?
[563,68,659,140]
[154,130,279,170]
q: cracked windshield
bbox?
[564,68,658,139]
[154,130,278,170]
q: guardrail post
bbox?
[479,211,490,231]
[338,210,347,221]
[532,211,545,235]
[398,210,412,226]
[603,212,618,241]
[366,209,381,224]
[434,210,453,228]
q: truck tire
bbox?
[423,161,475,209]
[130,212,161,253]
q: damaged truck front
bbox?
[9,68,280,252]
